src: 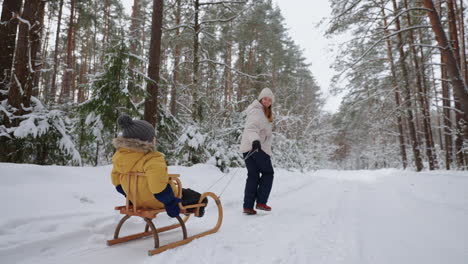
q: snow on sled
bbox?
[107,173,223,255]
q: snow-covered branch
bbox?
[340,25,432,75]
[199,1,247,6]
[200,58,271,79]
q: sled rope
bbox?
[203,149,258,197]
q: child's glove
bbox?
[154,184,182,218]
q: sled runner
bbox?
[107,173,223,255]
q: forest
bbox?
[0,0,467,171]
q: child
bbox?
[111,114,206,217]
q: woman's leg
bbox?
[243,152,260,209]
[255,151,274,205]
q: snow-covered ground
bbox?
[0,163,467,264]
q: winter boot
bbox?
[256,203,271,211]
[196,197,208,217]
[243,208,257,215]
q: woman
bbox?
[239,88,275,215]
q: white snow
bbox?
[0,163,467,264]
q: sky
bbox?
[120,0,341,113]
[273,0,341,112]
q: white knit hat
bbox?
[258,88,274,103]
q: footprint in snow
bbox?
[74,195,95,204]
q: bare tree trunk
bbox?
[144,0,164,126]
[236,42,245,109]
[381,6,408,169]
[458,0,468,165]
[128,0,141,103]
[50,0,64,104]
[170,0,181,116]
[424,0,468,168]
[60,0,75,105]
[129,0,140,57]
[435,0,453,169]
[39,6,53,100]
[0,0,23,101]
[31,1,46,99]
[446,0,466,167]
[441,54,454,169]
[192,0,201,122]
[224,43,233,106]
[392,0,424,171]
[429,51,445,151]
[101,0,110,64]
[78,25,90,103]
[404,0,437,169]
[458,0,468,84]
[70,30,76,103]
[92,0,98,74]
[7,0,42,123]
[418,28,439,168]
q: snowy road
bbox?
[0,163,467,264]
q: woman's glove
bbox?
[252,140,261,151]
[154,184,182,217]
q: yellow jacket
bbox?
[111,137,178,209]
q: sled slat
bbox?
[107,231,153,246]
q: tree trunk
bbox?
[446,0,466,167]
[192,0,201,122]
[441,54,454,169]
[170,0,181,116]
[0,0,23,101]
[381,7,408,169]
[458,0,468,166]
[404,0,437,169]
[7,0,42,123]
[39,5,53,100]
[128,0,141,103]
[50,0,64,104]
[78,25,91,103]
[101,0,110,64]
[224,42,233,108]
[428,49,445,152]
[392,0,424,171]
[236,42,245,110]
[458,0,468,84]
[417,27,439,168]
[70,29,76,103]
[144,0,164,127]
[60,0,75,105]
[424,0,468,168]
[30,1,46,99]
[129,0,140,57]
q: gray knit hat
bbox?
[117,114,155,143]
[258,88,274,103]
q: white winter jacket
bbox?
[239,100,273,156]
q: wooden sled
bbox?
[107,173,223,255]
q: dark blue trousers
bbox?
[243,150,274,209]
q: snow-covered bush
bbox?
[0,97,81,165]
